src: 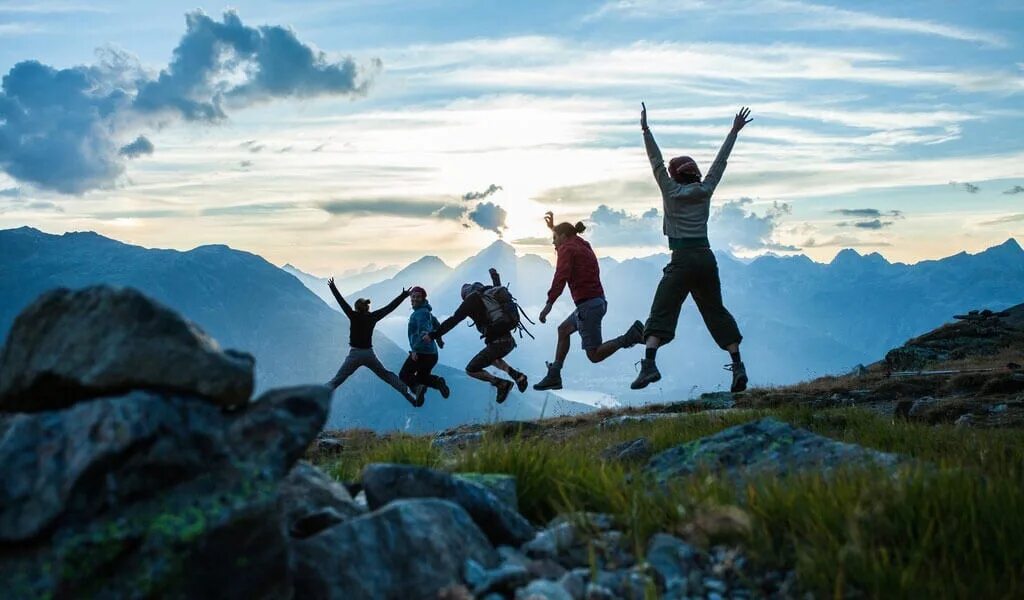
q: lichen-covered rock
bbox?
[0,385,330,598]
[291,499,499,599]
[645,417,902,485]
[0,285,255,411]
[363,463,535,546]
[455,472,519,510]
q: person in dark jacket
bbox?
[326,277,418,406]
[632,103,751,393]
[426,268,528,404]
[399,286,450,406]
[534,212,644,390]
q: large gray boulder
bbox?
[291,498,499,599]
[362,463,535,546]
[645,417,902,485]
[280,461,364,538]
[0,385,330,598]
[0,285,255,411]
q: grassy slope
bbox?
[309,311,1024,597]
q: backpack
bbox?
[473,285,535,339]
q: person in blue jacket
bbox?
[399,286,450,406]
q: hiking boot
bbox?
[621,320,645,348]
[630,359,661,390]
[533,362,563,391]
[513,372,528,393]
[726,361,748,393]
[438,377,450,399]
[495,379,514,404]
[404,389,422,408]
[414,384,428,406]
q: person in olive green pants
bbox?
[632,103,751,393]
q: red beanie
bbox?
[410,286,427,297]
[668,156,701,183]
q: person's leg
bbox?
[417,353,442,388]
[469,339,516,402]
[632,254,690,389]
[535,315,576,390]
[398,354,417,389]
[490,338,527,392]
[689,250,746,392]
[326,351,360,389]
[582,299,642,363]
[466,346,503,384]
[364,351,418,405]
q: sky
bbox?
[0,0,1022,274]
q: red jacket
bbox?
[546,235,605,306]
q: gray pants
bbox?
[327,348,409,397]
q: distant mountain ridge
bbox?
[0,227,591,432]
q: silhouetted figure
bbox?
[326,278,418,406]
[399,286,450,406]
[633,104,751,393]
[534,212,644,391]
[426,268,528,404]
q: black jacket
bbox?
[330,285,407,349]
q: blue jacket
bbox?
[408,302,440,354]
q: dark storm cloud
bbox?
[118,135,154,158]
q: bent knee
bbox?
[585,350,601,363]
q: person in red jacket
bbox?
[533,212,645,390]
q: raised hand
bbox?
[539,303,552,324]
[544,211,555,231]
[640,101,648,130]
[402,287,411,296]
[732,107,752,133]
[328,277,336,288]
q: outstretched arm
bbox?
[641,102,674,194]
[703,107,751,195]
[372,288,410,320]
[328,277,354,318]
[430,299,472,340]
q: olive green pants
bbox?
[643,248,742,348]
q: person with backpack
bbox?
[533,212,645,391]
[425,268,529,404]
[325,277,419,406]
[400,286,450,406]
[631,103,751,393]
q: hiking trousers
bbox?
[327,348,409,396]
[399,352,444,389]
[644,248,742,348]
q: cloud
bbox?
[311,143,326,152]
[0,9,379,194]
[118,135,154,158]
[831,208,903,218]
[949,181,980,193]
[239,160,253,168]
[584,204,663,247]
[589,0,1005,46]
[467,201,508,236]
[709,198,799,252]
[434,204,469,220]
[838,219,892,230]
[0,187,21,198]
[462,184,502,201]
[512,236,552,246]
[802,235,892,248]
[321,198,457,219]
[980,214,1024,226]
[1003,185,1024,195]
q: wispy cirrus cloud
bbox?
[588,0,1006,46]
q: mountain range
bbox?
[0,227,591,432]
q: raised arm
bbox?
[702,107,751,196]
[372,288,410,320]
[328,277,354,318]
[641,102,675,194]
[430,299,472,339]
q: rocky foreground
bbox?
[1,286,1019,599]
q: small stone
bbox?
[954,414,974,428]
[599,437,654,463]
[704,576,728,593]
[517,578,574,600]
[464,558,488,588]
[907,396,938,419]
[472,563,532,596]
[558,571,586,600]
[583,583,616,600]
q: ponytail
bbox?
[553,221,586,237]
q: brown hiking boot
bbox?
[495,379,513,404]
[726,361,748,393]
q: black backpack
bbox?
[471,285,535,339]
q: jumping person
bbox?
[533,212,644,390]
[426,268,529,404]
[325,278,419,406]
[399,286,450,406]
[632,103,751,393]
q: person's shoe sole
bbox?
[630,372,661,390]
[496,382,513,404]
[626,320,645,347]
[533,381,563,391]
[731,374,748,393]
[438,379,450,399]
